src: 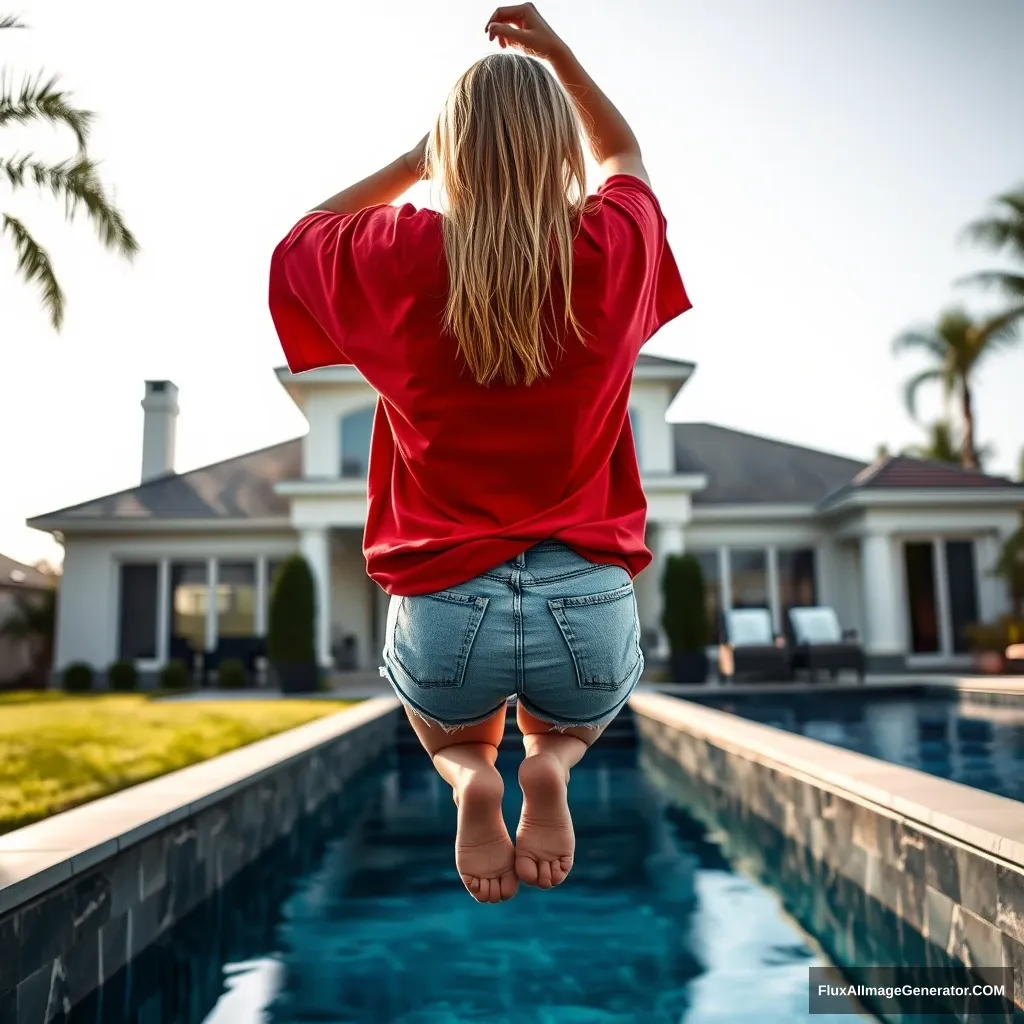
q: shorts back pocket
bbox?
[390,591,488,688]
[548,581,641,690]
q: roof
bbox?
[673,423,868,505]
[850,455,1018,490]
[29,439,302,526]
[634,352,695,372]
[0,554,54,590]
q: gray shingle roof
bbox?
[30,439,302,524]
[673,423,868,505]
[0,553,54,590]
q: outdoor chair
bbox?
[787,606,865,682]
[717,607,792,683]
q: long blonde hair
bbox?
[427,53,588,386]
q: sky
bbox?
[2,0,1023,566]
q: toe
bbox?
[516,854,539,885]
[538,860,553,889]
[500,869,519,901]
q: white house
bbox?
[28,354,1024,679]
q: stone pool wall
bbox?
[630,691,1024,1014]
[0,698,400,1024]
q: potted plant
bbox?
[965,619,1009,675]
[662,553,709,684]
[267,554,318,694]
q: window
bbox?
[340,407,374,477]
[730,549,768,609]
[118,564,158,660]
[170,561,208,652]
[217,562,256,639]
[777,549,817,613]
[691,550,721,645]
[628,407,642,470]
[904,542,939,654]
[944,541,978,655]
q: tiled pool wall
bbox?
[0,702,400,1024]
[632,694,1024,1017]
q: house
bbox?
[27,355,1024,680]
[0,553,55,685]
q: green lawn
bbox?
[0,692,351,834]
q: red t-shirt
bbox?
[269,174,690,596]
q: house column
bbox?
[300,527,333,668]
[859,532,903,658]
[646,520,685,656]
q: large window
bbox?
[217,562,256,638]
[904,542,940,654]
[340,407,374,477]
[691,550,721,645]
[777,548,817,613]
[730,549,768,609]
[170,561,208,652]
[118,564,158,660]
[945,541,978,655]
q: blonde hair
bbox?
[427,53,588,386]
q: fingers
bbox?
[487,21,530,45]
[485,4,535,30]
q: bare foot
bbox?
[453,769,518,903]
[515,753,574,888]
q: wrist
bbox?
[548,43,578,78]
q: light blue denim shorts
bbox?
[380,542,643,730]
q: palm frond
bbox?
[2,213,65,329]
[0,72,93,151]
[977,304,1024,350]
[0,14,27,28]
[956,269,1024,299]
[902,368,943,422]
[0,155,138,259]
[892,328,947,360]
[961,187,1024,262]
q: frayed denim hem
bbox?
[378,664,506,733]
[515,668,640,732]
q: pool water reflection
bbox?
[61,745,868,1024]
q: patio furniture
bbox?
[717,607,792,683]
[787,606,865,682]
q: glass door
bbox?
[944,541,979,655]
[903,542,940,654]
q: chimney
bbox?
[140,380,179,482]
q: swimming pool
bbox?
[686,689,1024,801]
[58,741,868,1023]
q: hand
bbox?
[485,3,569,63]
[403,134,429,180]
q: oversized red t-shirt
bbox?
[269,175,690,596]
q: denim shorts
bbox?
[379,542,643,730]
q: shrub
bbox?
[107,660,138,692]
[661,554,708,654]
[158,659,192,691]
[63,662,94,693]
[218,658,247,690]
[267,555,316,664]
[965,617,1024,653]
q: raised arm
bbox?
[311,136,428,215]
[486,4,648,184]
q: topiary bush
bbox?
[218,658,247,690]
[63,662,94,693]
[159,659,192,692]
[107,660,138,692]
[267,554,318,693]
[661,553,708,653]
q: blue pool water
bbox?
[689,689,1024,801]
[63,744,869,1024]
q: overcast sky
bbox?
[2,0,1023,565]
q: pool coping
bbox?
[629,689,1024,868]
[0,696,401,918]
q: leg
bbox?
[403,704,518,903]
[513,703,611,889]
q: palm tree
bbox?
[2,15,137,329]
[892,307,1019,471]
[900,419,993,469]
[960,185,1024,327]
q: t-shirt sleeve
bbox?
[268,204,423,374]
[591,174,691,345]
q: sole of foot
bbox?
[454,769,518,903]
[515,752,575,889]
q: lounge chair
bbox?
[787,606,865,682]
[717,607,792,683]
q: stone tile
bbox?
[0,987,14,1024]
[98,913,128,984]
[128,891,162,959]
[64,935,99,1007]
[925,884,955,947]
[959,847,998,924]
[924,835,961,903]
[107,846,140,919]
[851,803,881,854]
[898,823,927,876]
[898,869,927,933]
[14,959,66,1024]
[0,915,18,994]
[947,905,1007,987]
[996,864,1024,944]
[999,933,1024,1010]
[0,854,72,918]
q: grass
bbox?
[0,692,351,835]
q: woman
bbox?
[269,3,690,904]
